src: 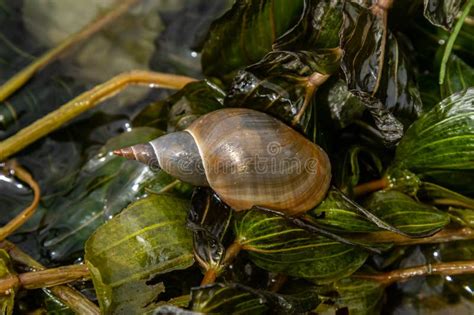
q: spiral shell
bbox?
[115,108,331,215]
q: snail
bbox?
[114,108,331,215]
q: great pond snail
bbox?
[114,108,331,215]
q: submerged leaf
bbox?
[364,190,450,235]
[423,0,465,31]
[332,278,384,315]
[133,80,225,132]
[225,49,340,129]
[273,0,343,50]
[190,282,320,314]
[187,188,233,273]
[234,210,369,283]
[441,54,474,99]
[201,0,304,79]
[390,88,474,196]
[334,145,383,193]
[85,194,194,314]
[39,128,178,262]
[0,250,15,315]
[418,181,474,210]
[340,2,422,127]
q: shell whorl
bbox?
[115,108,331,215]
[186,108,331,215]
[115,132,208,186]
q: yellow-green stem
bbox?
[355,260,474,285]
[0,0,140,102]
[0,240,99,314]
[0,71,197,161]
[0,161,40,241]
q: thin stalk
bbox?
[200,241,242,286]
[439,0,473,84]
[0,71,197,161]
[353,177,390,197]
[355,260,474,285]
[0,240,99,315]
[0,161,40,241]
[350,227,474,245]
[0,264,90,293]
[292,72,330,126]
[0,0,140,102]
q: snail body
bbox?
[115,108,331,215]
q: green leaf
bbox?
[441,54,474,99]
[40,128,179,262]
[424,0,465,31]
[334,145,383,193]
[364,190,450,235]
[133,80,225,132]
[85,194,194,314]
[418,181,474,209]
[332,278,384,315]
[273,0,343,50]
[187,187,233,272]
[0,75,82,138]
[234,210,369,283]
[390,88,474,196]
[340,2,422,127]
[0,249,15,315]
[190,282,320,314]
[308,190,379,233]
[317,79,405,147]
[225,49,341,129]
[201,0,304,79]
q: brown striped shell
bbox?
[115,108,331,215]
[186,108,330,215]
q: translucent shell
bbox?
[186,108,331,215]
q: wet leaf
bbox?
[418,181,474,210]
[390,88,474,196]
[187,187,233,273]
[364,190,450,235]
[190,282,320,314]
[150,1,232,77]
[133,80,225,132]
[85,194,194,314]
[340,2,422,127]
[441,54,474,99]
[225,49,341,129]
[334,145,383,193]
[234,210,369,283]
[40,128,178,262]
[423,0,465,31]
[201,0,304,79]
[330,278,384,315]
[0,75,82,138]
[0,249,15,315]
[273,0,343,50]
[319,80,405,147]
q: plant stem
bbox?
[0,240,99,315]
[0,161,40,241]
[353,177,390,197]
[439,0,473,84]
[200,241,242,286]
[350,227,474,245]
[292,72,330,126]
[0,0,140,102]
[0,264,90,293]
[0,71,197,161]
[354,260,474,285]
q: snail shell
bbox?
[115,108,331,215]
